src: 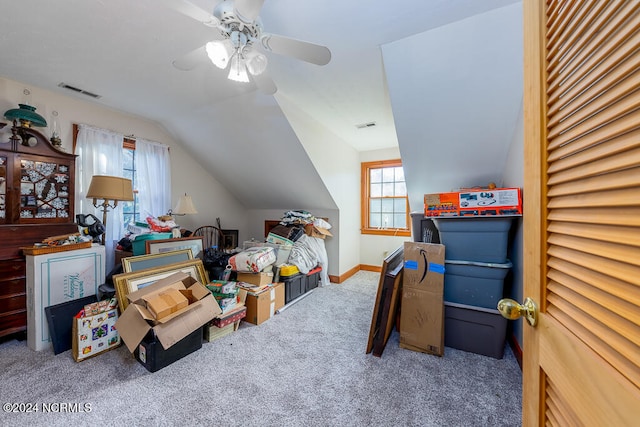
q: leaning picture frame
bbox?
[121,248,194,273]
[221,229,239,250]
[145,236,205,259]
[113,259,208,313]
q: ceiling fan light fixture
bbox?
[206,40,232,69]
[228,53,250,83]
[245,50,268,76]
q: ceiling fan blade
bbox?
[253,69,277,95]
[261,34,331,66]
[234,0,265,23]
[172,45,209,71]
[158,0,220,26]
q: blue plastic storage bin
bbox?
[444,301,508,359]
[444,259,512,309]
[432,216,516,263]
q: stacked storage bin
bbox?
[432,216,515,359]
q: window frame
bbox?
[122,138,140,225]
[361,159,411,237]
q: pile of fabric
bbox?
[268,210,332,286]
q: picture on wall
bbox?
[221,229,239,250]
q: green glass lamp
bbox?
[4,104,47,128]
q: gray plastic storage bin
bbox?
[305,268,321,292]
[444,259,512,309]
[432,216,515,263]
[444,301,507,359]
[282,273,305,304]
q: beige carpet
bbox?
[0,270,522,426]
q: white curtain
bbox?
[75,124,125,273]
[136,138,171,219]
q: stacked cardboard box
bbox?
[399,242,446,356]
[204,305,247,342]
[242,282,285,325]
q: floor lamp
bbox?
[86,175,134,245]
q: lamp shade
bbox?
[245,50,268,76]
[86,176,134,201]
[173,194,198,215]
[228,53,250,83]
[206,40,233,69]
[4,104,47,127]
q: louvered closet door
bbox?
[523,0,640,425]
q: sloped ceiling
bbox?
[0,0,521,212]
[383,3,523,211]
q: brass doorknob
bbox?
[497,297,538,327]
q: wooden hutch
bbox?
[0,123,78,339]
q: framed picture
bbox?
[221,229,239,250]
[145,236,205,259]
[366,246,404,357]
[113,259,208,312]
[121,248,194,273]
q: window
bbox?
[122,139,140,226]
[361,159,410,236]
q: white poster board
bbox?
[26,245,105,351]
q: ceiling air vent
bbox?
[356,121,376,129]
[58,83,102,99]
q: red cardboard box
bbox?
[212,305,247,328]
[424,187,522,217]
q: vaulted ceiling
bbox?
[0,0,522,212]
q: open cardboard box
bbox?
[304,224,333,239]
[115,272,221,352]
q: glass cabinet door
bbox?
[19,158,71,220]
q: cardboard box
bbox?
[207,280,237,295]
[115,272,221,352]
[236,272,273,286]
[402,242,445,290]
[304,224,333,239]
[203,322,236,343]
[146,289,189,319]
[212,305,247,328]
[243,282,285,325]
[424,187,522,217]
[400,287,444,356]
[399,242,446,356]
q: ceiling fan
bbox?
[163,0,332,95]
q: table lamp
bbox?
[86,175,134,245]
[172,193,198,216]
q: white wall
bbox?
[0,76,248,245]
[359,148,412,267]
[275,93,359,278]
[501,98,524,348]
[383,3,524,213]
